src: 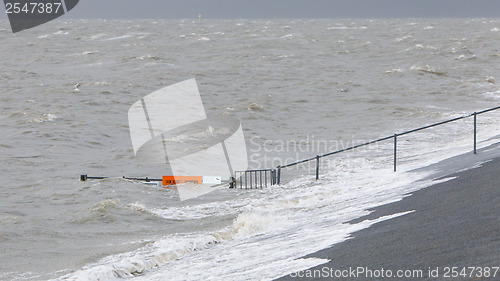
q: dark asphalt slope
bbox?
[276,157,500,281]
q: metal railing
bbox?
[275,106,500,184]
[234,169,277,189]
[80,175,163,182]
[81,106,500,189]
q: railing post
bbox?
[393,134,397,172]
[474,112,477,154]
[315,155,320,180]
[277,166,281,185]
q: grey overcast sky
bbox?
[66,0,500,19]
[2,0,500,19]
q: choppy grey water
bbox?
[1,18,500,280]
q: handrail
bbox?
[276,105,500,184]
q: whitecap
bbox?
[104,34,134,41]
[30,113,58,123]
[92,81,109,86]
[91,198,121,212]
[0,215,19,224]
[395,35,412,42]
[82,51,99,55]
[127,202,147,212]
[56,231,237,280]
[385,68,404,75]
[53,30,68,35]
[410,65,446,76]
[89,33,106,40]
[482,91,500,100]
[415,44,436,50]
[326,26,349,30]
[247,103,264,111]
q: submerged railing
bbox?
[274,105,500,184]
[82,106,500,189]
[234,169,277,189]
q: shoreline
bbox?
[276,152,500,280]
